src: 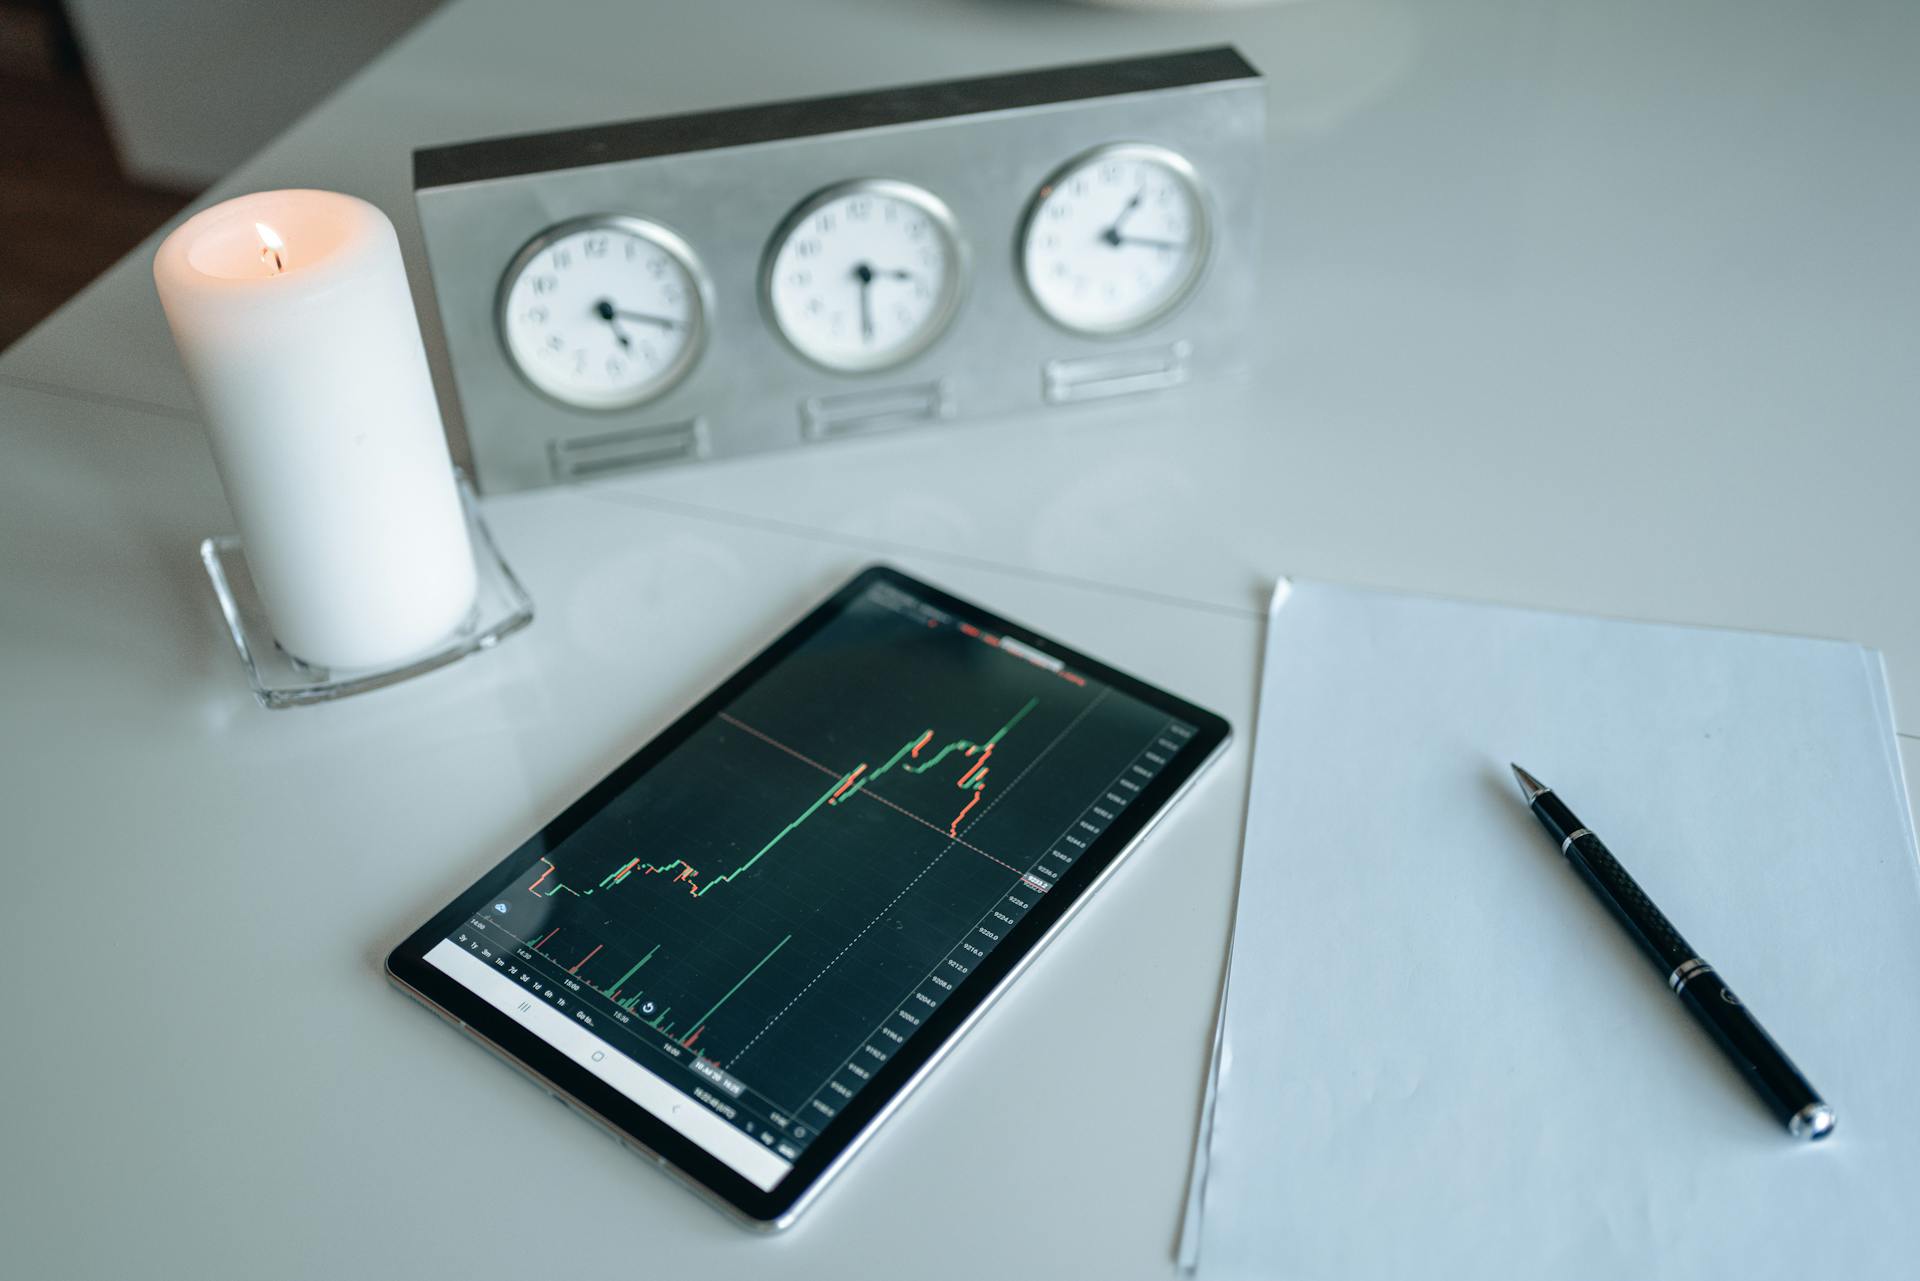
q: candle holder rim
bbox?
[198,469,533,709]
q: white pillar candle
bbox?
[153,189,477,671]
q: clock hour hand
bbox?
[592,298,634,350]
[1099,188,1145,245]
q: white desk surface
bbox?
[2,1,1915,1277]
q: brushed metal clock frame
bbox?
[496,213,714,411]
[760,178,971,375]
[415,47,1265,494]
[1017,141,1214,339]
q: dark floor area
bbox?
[0,9,192,351]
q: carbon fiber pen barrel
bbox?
[1512,765,1834,1141]
[1527,789,1696,977]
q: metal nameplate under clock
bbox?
[413,46,1264,495]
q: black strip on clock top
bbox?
[414,46,1258,191]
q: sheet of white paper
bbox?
[1192,580,1920,1280]
[1865,649,1914,839]
[1177,962,1230,1271]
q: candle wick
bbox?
[254,221,288,276]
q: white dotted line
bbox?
[779,693,1137,1119]
[726,844,956,1072]
[729,688,1113,1091]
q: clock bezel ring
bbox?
[1016,141,1214,339]
[759,177,971,376]
[495,213,714,412]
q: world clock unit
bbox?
[413,47,1264,495]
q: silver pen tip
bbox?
[1789,1102,1836,1141]
[1510,763,1549,803]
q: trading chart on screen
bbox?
[433,579,1195,1169]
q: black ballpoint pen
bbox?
[1510,764,1835,1140]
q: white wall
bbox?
[66,0,445,188]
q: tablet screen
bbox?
[416,574,1206,1194]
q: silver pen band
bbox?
[1668,957,1714,993]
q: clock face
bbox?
[764,180,966,373]
[1020,144,1210,336]
[498,216,708,410]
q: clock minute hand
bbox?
[613,308,679,329]
[853,262,876,343]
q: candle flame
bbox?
[255,221,287,275]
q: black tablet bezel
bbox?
[386,563,1229,1227]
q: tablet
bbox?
[387,565,1229,1229]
